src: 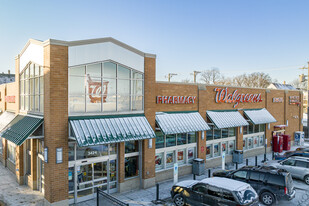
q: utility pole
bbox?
[192,71,201,83]
[167,73,177,82]
[299,63,309,139]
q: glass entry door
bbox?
[73,158,117,203]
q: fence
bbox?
[96,188,129,206]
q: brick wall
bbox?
[43,43,69,204]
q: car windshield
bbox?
[234,185,257,205]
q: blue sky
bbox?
[1,0,309,83]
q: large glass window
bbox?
[20,63,44,112]
[69,61,144,113]
[7,142,16,164]
[155,131,164,149]
[124,141,139,179]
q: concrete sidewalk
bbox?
[0,164,44,206]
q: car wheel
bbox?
[173,194,186,206]
[304,175,309,185]
[260,192,275,206]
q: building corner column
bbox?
[15,144,24,185]
[142,55,156,189]
[236,127,243,150]
[43,42,69,205]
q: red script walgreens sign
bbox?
[214,88,262,108]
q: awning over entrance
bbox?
[1,115,44,146]
[155,112,210,135]
[244,108,277,125]
[0,111,16,132]
[206,110,249,129]
[69,115,155,147]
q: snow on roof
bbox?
[201,177,249,191]
[269,83,296,90]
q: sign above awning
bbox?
[206,110,249,129]
[155,112,210,135]
[69,115,155,147]
[244,108,277,125]
[1,115,43,146]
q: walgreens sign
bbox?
[214,87,262,108]
[157,96,197,104]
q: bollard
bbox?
[156,183,159,201]
[236,162,238,170]
[246,159,248,166]
[97,187,99,206]
[193,174,196,180]
[255,156,258,166]
[272,152,274,160]
[208,169,211,178]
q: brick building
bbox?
[0,38,303,205]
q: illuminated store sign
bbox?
[214,88,262,108]
[273,97,283,103]
[5,96,15,103]
[156,96,197,104]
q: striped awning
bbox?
[207,110,249,129]
[155,112,210,135]
[1,115,43,146]
[69,115,155,147]
[244,108,277,124]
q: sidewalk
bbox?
[0,164,44,206]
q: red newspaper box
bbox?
[273,135,283,153]
[282,135,291,151]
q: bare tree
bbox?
[200,68,223,84]
[181,78,191,83]
[231,72,272,88]
[290,78,307,90]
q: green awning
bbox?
[69,115,155,147]
[1,115,44,146]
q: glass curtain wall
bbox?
[69,61,143,113]
[20,62,44,112]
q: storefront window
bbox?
[206,127,214,141]
[125,156,139,178]
[69,61,144,113]
[155,131,164,149]
[188,132,196,143]
[177,133,187,145]
[69,143,75,161]
[188,148,195,163]
[7,142,16,163]
[228,128,235,137]
[166,134,176,147]
[109,144,117,155]
[125,141,139,153]
[243,139,247,150]
[243,125,248,135]
[253,136,259,148]
[222,128,228,138]
[248,123,254,134]
[155,153,164,170]
[248,137,253,149]
[214,129,221,139]
[213,143,220,157]
[222,142,227,153]
[259,136,264,147]
[228,141,235,155]
[260,124,265,132]
[76,144,114,160]
[166,152,175,168]
[177,149,185,165]
[20,63,44,113]
[206,144,212,159]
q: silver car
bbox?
[265,156,309,185]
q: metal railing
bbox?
[96,188,129,206]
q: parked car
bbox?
[296,146,309,152]
[275,150,309,160]
[213,166,295,205]
[171,177,259,206]
[264,156,309,185]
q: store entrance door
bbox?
[37,156,44,194]
[73,158,118,203]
